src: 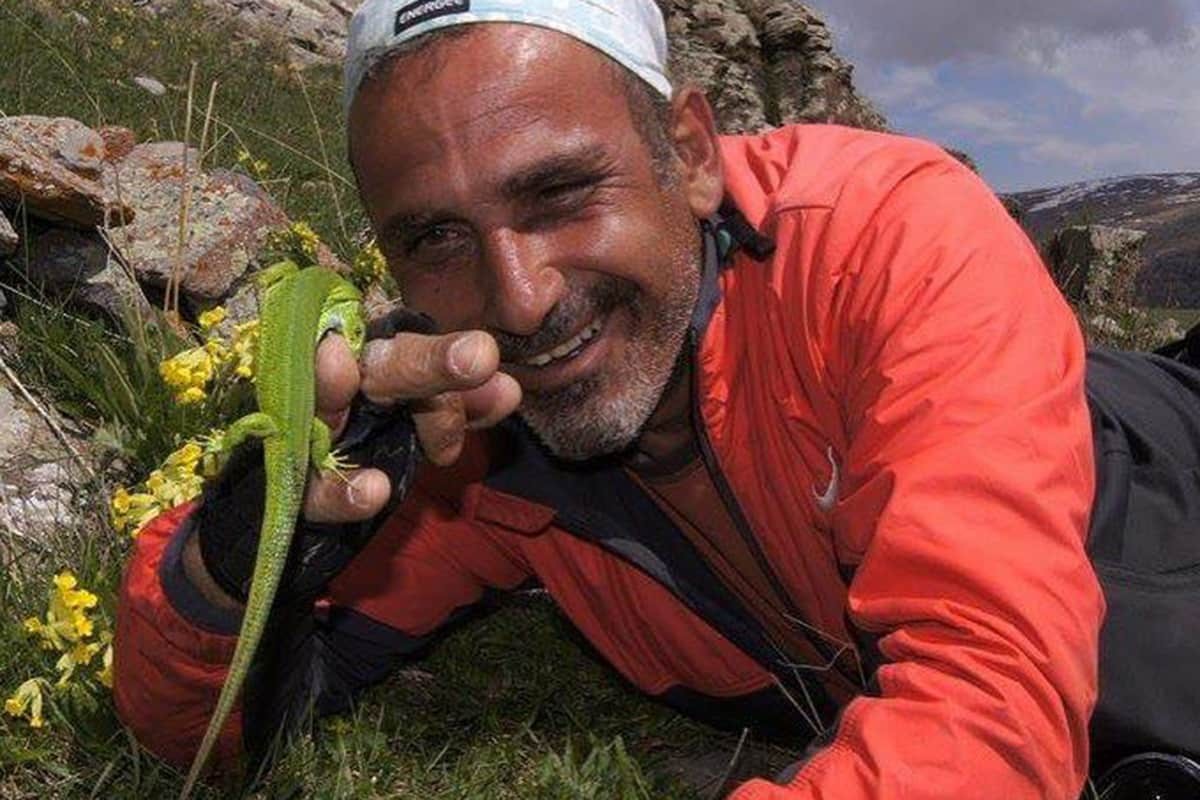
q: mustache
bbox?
[493,276,637,363]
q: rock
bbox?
[97,126,138,164]
[1089,314,1127,340]
[1157,316,1186,344]
[57,125,106,177]
[0,208,17,256]
[1045,225,1148,308]
[0,377,94,549]
[655,0,885,133]
[142,0,365,66]
[136,0,884,132]
[132,75,167,96]
[23,227,153,319]
[0,116,135,228]
[101,142,289,300]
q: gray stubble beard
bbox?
[518,251,700,462]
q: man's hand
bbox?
[303,329,522,524]
[184,325,522,609]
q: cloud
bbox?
[866,65,939,107]
[822,0,1192,66]
[816,1,1200,189]
[1036,27,1200,124]
[930,100,1140,171]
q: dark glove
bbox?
[195,307,436,605]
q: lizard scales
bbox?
[180,263,365,798]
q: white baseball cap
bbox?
[344,0,672,111]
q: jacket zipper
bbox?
[686,329,849,689]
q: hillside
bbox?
[1009,173,1200,307]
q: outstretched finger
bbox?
[360,330,498,405]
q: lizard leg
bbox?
[221,412,279,450]
[255,259,300,291]
[310,417,358,480]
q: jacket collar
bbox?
[690,201,776,339]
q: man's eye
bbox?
[541,179,595,205]
[406,225,471,264]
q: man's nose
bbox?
[481,228,565,336]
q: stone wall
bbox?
[144,0,886,133]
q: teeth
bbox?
[522,318,603,367]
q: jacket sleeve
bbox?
[730,150,1103,799]
[113,478,530,772]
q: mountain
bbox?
[1008,173,1200,308]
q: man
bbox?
[112,1,1200,797]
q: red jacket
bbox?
[115,124,1103,799]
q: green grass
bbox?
[0,0,364,256]
[0,2,784,797]
[3,2,1172,797]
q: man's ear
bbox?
[669,86,724,218]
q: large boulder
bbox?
[0,116,136,228]
[21,226,151,319]
[1,114,335,317]
[658,0,886,132]
[1045,225,1148,309]
[99,142,289,301]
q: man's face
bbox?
[349,26,713,460]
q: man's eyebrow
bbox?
[377,210,440,243]
[500,144,615,200]
[375,145,616,241]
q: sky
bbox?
[817,0,1200,192]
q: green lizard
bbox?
[179,261,366,799]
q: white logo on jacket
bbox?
[813,446,840,514]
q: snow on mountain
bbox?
[1007,173,1200,308]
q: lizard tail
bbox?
[178,493,299,799]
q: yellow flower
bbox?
[97,644,114,689]
[111,486,161,538]
[197,306,227,332]
[165,441,204,471]
[266,222,321,265]
[230,319,260,380]
[236,148,271,179]
[4,678,47,728]
[352,241,389,286]
[45,572,98,644]
[55,641,103,686]
[204,338,229,363]
[180,386,206,404]
[53,571,98,615]
[159,346,217,405]
[288,221,321,261]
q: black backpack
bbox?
[1085,332,1200,782]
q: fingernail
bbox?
[449,333,485,380]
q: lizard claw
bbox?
[319,449,359,483]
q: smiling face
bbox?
[348,24,723,459]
